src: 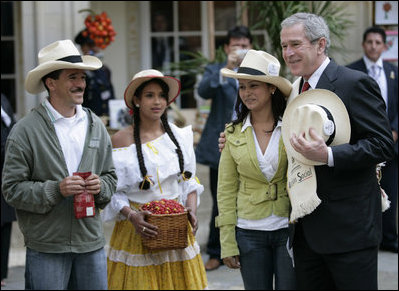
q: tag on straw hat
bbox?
[220,49,292,97]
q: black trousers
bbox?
[293,222,378,290]
[206,167,221,259]
[380,159,398,246]
[1,222,12,280]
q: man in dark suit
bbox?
[280,13,394,289]
[1,93,17,287]
[196,25,252,271]
[347,26,398,253]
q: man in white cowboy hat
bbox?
[2,39,117,290]
[279,13,394,289]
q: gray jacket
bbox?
[2,103,117,253]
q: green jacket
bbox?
[2,103,117,253]
[215,123,289,258]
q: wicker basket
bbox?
[141,210,188,250]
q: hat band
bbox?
[319,105,336,146]
[237,67,265,76]
[56,55,83,63]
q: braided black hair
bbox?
[133,105,152,189]
[133,78,192,190]
[161,114,192,180]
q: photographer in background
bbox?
[195,25,253,271]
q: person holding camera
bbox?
[195,25,253,271]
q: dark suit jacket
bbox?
[347,58,398,156]
[291,60,394,254]
[1,93,17,226]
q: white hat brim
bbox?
[220,68,292,97]
[124,75,181,110]
[282,89,351,166]
[25,55,102,94]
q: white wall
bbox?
[329,1,374,66]
[90,1,136,101]
[19,1,90,115]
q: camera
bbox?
[236,49,249,62]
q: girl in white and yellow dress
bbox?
[101,69,208,290]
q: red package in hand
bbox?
[73,172,95,219]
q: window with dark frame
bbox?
[150,1,203,109]
[148,1,266,109]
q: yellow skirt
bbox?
[107,216,208,290]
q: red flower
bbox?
[80,9,117,49]
[383,2,392,13]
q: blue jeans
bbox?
[25,247,107,290]
[236,227,296,290]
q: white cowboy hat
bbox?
[25,39,102,94]
[124,69,181,110]
[282,89,351,166]
[220,49,292,97]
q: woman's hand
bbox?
[223,256,241,269]
[127,209,158,239]
[186,207,198,235]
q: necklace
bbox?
[262,124,276,135]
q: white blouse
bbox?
[101,123,204,222]
[238,114,288,231]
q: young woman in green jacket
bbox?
[216,50,296,290]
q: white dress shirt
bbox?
[1,106,12,127]
[303,57,335,167]
[43,99,87,176]
[363,55,388,110]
